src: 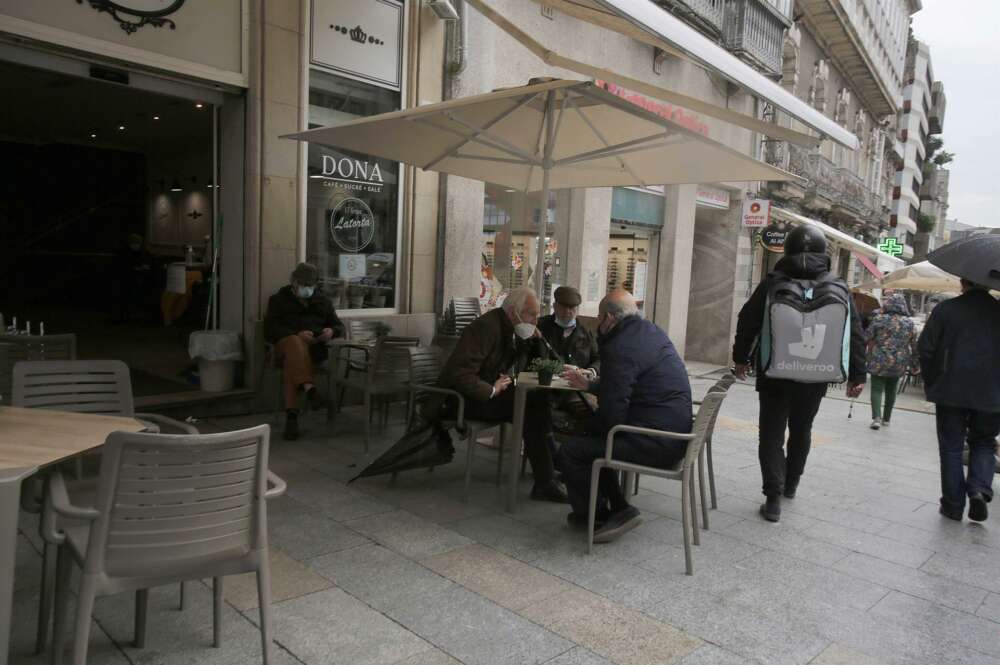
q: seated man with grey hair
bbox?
[436,287,568,502]
[560,290,692,543]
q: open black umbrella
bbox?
[927,234,1000,291]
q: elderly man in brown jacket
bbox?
[438,287,568,502]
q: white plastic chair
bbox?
[47,425,285,665]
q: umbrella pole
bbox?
[535,91,557,307]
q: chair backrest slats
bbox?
[371,336,420,382]
[87,426,269,574]
[684,391,727,468]
[448,297,481,335]
[348,320,383,342]
[408,346,442,387]
[13,360,133,416]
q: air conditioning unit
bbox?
[426,0,459,21]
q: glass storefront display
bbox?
[305,69,401,310]
[480,184,569,311]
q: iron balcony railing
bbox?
[657,0,726,37]
[724,0,791,76]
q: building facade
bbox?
[891,36,948,262]
[761,0,917,282]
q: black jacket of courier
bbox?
[918,289,1000,413]
[263,285,345,363]
[732,252,867,391]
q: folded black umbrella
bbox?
[927,234,1000,291]
[349,420,455,482]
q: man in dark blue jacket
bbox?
[558,290,692,544]
[919,279,1000,522]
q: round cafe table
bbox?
[504,372,580,512]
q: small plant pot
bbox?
[537,370,553,386]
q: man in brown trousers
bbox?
[264,263,344,440]
[438,287,568,502]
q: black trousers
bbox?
[465,390,555,484]
[758,383,826,497]
[557,433,686,516]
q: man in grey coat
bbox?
[919,279,1000,522]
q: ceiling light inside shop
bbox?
[170,179,183,192]
[153,115,160,120]
[195,103,204,109]
[90,133,97,139]
[118,125,125,131]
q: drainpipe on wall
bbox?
[436,0,469,312]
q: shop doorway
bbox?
[0,58,228,398]
[607,228,656,315]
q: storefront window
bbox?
[306,69,400,310]
[480,184,568,311]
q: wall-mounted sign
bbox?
[329,197,376,252]
[310,0,404,91]
[741,198,771,228]
[76,0,186,35]
[760,221,791,253]
[696,186,731,210]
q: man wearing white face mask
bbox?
[538,286,599,433]
[437,287,568,502]
[264,262,345,440]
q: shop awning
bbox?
[524,0,858,149]
[465,0,842,149]
[772,207,904,268]
[853,253,884,280]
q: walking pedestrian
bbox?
[865,293,917,430]
[732,225,866,522]
[918,279,1000,522]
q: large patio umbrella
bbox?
[286,78,796,300]
[856,260,962,293]
[927,234,1000,291]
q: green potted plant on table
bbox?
[529,358,565,387]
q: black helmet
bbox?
[784,224,827,255]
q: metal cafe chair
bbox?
[589,392,727,575]
[407,346,508,495]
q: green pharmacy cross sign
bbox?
[878,237,904,257]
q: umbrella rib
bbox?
[552,133,672,166]
[411,116,540,166]
[444,112,540,164]
[419,93,539,170]
[568,97,651,187]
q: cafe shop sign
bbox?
[759,221,790,253]
[310,0,404,91]
[329,197,376,252]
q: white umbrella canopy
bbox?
[857,260,962,293]
[285,78,798,299]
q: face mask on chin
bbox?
[554,317,576,329]
[513,311,536,340]
[295,285,315,299]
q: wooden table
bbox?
[0,407,145,665]
[506,373,580,512]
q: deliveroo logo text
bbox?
[789,324,827,360]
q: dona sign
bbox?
[320,155,385,193]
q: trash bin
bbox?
[189,330,243,392]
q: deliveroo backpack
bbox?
[760,273,851,383]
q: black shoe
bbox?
[968,493,989,522]
[567,508,610,530]
[303,385,324,411]
[783,476,800,499]
[939,504,963,521]
[530,480,569,503]
[283,411,300,441]
[761,496,781,522]
[593,506,642,543]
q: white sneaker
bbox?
[870,419,881,430]
[881,419,890,428]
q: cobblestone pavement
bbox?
[10,368,1000,665]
